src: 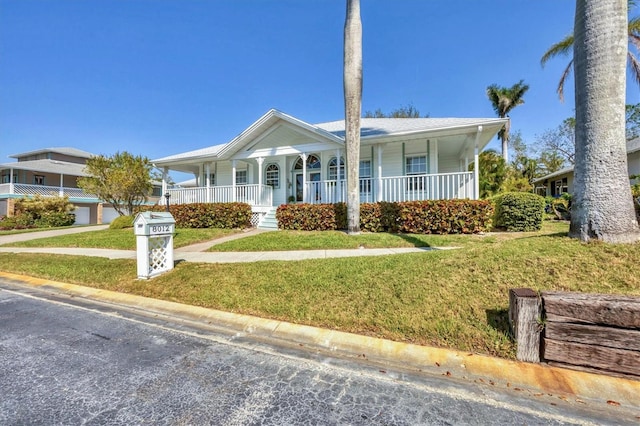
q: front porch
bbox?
[162,171,475,208]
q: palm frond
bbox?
[540,34,574,67]
[557,59,573,103]
[628,52,640,87]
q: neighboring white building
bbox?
[533,138,640,197]
[153,109,508,228]
[0,147,162,224]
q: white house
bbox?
[153,109,507,228]
[533,137,640,197]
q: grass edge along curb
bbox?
[1,270,639,412]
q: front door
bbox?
[310,172,321,202]
[295,172,322,202]
[295,173,304,202]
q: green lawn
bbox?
[0,220,638,360]
[1,227,240,250]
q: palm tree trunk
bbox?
[344,0,362,234]
[571,0,640,243]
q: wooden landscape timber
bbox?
[509,289,640,380]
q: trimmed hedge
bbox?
[493,192,545,232]
[143,203,252,229]
[276,200,493,234]
[276,203,344,231]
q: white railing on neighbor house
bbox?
[305,171,475,204]
[0,183,96,199]
[164,184,273,207]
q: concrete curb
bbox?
[1,271,639,412]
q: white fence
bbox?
[0,183,95,199]
[164,184,273,207]
[305,172,475,204]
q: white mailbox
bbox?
[134,211,176,279]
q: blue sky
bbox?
[1,0,639,176]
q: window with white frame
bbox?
[360,159,372,193]
[405,155,427,175]
[235,170,247,185]
[294,154,321,170]
[328,157,345,180]
[405,155,427,190]
[208,173,216,186]
[265,163,279,188]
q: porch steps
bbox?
[257,208,279,230]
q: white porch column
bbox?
[473,126,483,200]
[300,153,307,202]
[257,157,264,187]
[232,160,237,202]
[257,157,264,205]
[59,174,64,196]
[205,163,211,202]
[377,145,384,202]
[429,139,438,174]
[161,167,168,195]
[9,167,14,194]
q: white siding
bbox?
[404,139,429,156]
[216,163,233,186]
[439,156,462,173]
[267,157,287,206]
[380,144,403,177]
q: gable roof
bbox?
[153,109,508,168]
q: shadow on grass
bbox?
[394,233,431,248]
[485,308,513,339]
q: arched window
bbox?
[328,157,345,180]
[294,154,321,170]
[265,163,280,188]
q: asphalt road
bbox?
[0,280,632,425]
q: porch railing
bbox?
[305,172,475,204]
[0,183,96,199]
[165,184,273,207]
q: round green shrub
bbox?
[109,215,135,229]
[493,192,545,232]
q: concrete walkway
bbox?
[0,225,444,263]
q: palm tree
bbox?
[571,0,640,243]
[541,0,640,102]
[344,0,362,235]
[486,80,530,164]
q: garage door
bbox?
[74,207,91,225]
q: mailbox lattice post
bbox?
[134,212,176,279]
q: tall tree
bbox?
[486,80,530,163]
[626,103,640,139]
[571,0,640,243]
[77,151,155,216]
[541,0,640,101]
[364,104,427,118]
[536,117,576,166]
[344,0,362,234]
[470,149,507,199]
